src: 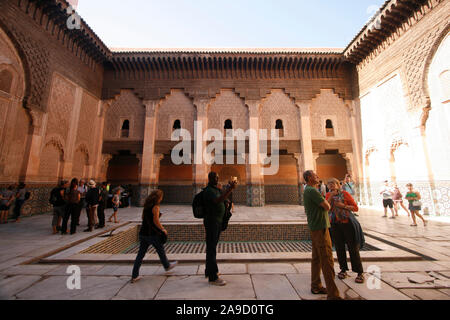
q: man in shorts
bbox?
[380,180,395,218]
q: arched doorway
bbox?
[106,151,139,184]
[426,31,450,215]
[315,151,348,182]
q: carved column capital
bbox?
[98,99,115,117]
[295,101,311,116]
[245,99,262,117]
[143,100,160,117]
[28,108,44,129]
[193,98,210,117]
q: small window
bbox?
[224,119,233,129]
[121,120,130,138]
[224,119,233,137]
[325,119,334,137]
[275,119,284,137]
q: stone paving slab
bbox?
[286,274,325,300]
[114,276,166,300]
[197,263,247,275]
[16,276,129,300]
[46,264,105,276]
[252,274,300,300]
[155,275,256,300]
[0,257,30,271]
[247,263,297,274]
[293,263,311,274]
[1,264,60,276]
[154,265,200,276]
[400,288,450,300]
[0,275,42,300]
[342,276,411,300]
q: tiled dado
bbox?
[0,183,54,217]
[358,180,450,216]
[264,185,300,205]
[164,223,310,241]
[135,184,302,207]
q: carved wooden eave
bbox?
[107,49,348,81]
[343,0,445,64]
[16,0,111,65]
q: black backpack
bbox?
[49,188,58,205]
[192,189,206,219]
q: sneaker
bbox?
[311,287,327,294]
[209,278,227,286]
[165,261,178,271]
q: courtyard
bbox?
[1,205,450,300]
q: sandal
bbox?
[131,276,142,283]
[355,274,364,284]
[338,271,348,280]
[410,224,418,227]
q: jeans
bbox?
[13,199,25,219]
[204,219,222,281]
[132,234,169,279]
[310,228,340,300]
[97,201,106,227]
[331,223,363,274]
[62,203,80,234]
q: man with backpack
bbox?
[196,172,236,286]
[50,180,68,234]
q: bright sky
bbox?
[76,0,386,49]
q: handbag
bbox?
[412,200,422,207]
[221,202,233,231]
[159,232,168,244]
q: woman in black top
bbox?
[131,190,177,283]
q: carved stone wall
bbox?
[104,90,145,141]
[38,142,61,182]
[158,89,195,140]
[260,89,299,139]
[208,90,248,132]
[76,91,99,157]
[46,73,76,143]
[310,89,350,140]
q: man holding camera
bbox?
[203,172,237,286]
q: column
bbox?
[313,153,320,172]
[296,101,315,172]
[294,153,304,205]
[245,99,265,207]
[193,98,209,195]
[21,109,46,182]
[345,100,364,183]
[138,99,159,205]
[62,87,83,179]
[93,100,112,181]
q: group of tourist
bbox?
[130,170,362,300]
[379,180,427,227]
[0,183,29,224]
[50,179,125,235]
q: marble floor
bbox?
[0,205,449,300]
